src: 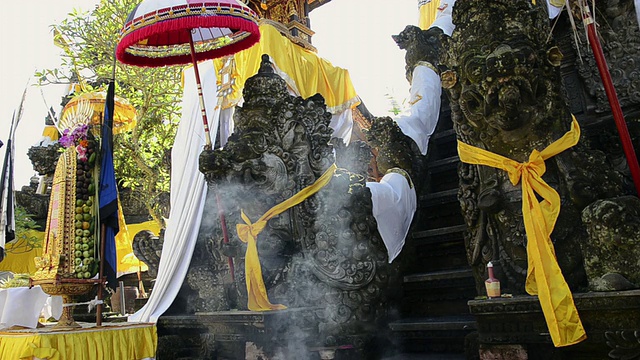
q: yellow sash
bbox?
[236,164,338,311]
[457,116,586,347]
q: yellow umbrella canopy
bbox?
[61,91,137,134]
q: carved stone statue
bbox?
[440,0,640,294]
[179,55,391,352]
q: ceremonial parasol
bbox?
[116,0,261,147]
[61,91,137,135]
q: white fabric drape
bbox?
[128,61,217,323]
[0,286,50,329]
[366,173,417,263]
[395,65,442,156]
[635,0,640,30]
[430,0,456,36]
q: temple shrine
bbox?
[1,0,639,359]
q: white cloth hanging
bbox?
[128,61,216,323]
[430,0,456,36]
[366,173,417,263]
[394,64,442,156]
[0,286,54,329]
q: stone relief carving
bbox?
[179,55,391,349]
[440,0,640,294]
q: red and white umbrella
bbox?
[116,0,261,147]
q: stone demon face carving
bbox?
[443,0,563,137]
[457,38,548,132]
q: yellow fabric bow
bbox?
[457,116,586,347]
[236,163,338,311]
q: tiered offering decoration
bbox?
[66,125,100,280]
[31,100,101,328]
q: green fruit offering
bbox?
[75,229,84,236]
[82,243,89,251]
[75,243,82,250]
[75,221,83,229]
[82,230,91,237]
[77,272,84,279]
[76,200,84,207]
[75,258,82,265]
[75,207,83,214]
[83,213,92,221]
[83,206,91,214]
[83,271,92,279]
[83,250,90,258]
[75,214,84,221]
[75,250,83,258]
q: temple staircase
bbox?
[387,100,478,359]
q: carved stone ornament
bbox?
[441,0,640,295]
[181,54,391,351]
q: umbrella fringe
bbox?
[117,15,260,67]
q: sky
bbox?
[0,0,418,188]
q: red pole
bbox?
[582,4,640,196]
[188,30,235,280]
[188,32,212,149]
[216,191,235,282]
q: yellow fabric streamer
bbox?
[213,24,359,113]
[419,0,440,30]
[236,164,338,311]
[457,116,586,347]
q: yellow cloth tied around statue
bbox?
[457,116,586,347]
[236,164,338,311]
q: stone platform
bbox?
[156,308,376,359]
[468,289,640,360]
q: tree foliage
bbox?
[36,0,184,227]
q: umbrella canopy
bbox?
[116,0,261,68]
[61,92,137,135]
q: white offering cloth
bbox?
[394,64,442,156]
[0,286,61,329]
[366,173,417,263]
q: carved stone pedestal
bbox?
[468,290,640,360]
[157,309,366,360]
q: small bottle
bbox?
[485,261,501,298]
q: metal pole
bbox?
[582,4,640,196]
[119,281,126,315]
[96,223,106,327]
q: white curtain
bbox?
[128,61,217,323]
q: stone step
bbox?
[388,316,476,355]
[404,268,474,285]
[419,189,458,205]
[428,155,460,173]
[381,354,466,360]
[412,224,466,245]
[431,129,457,146]
[389,316,476,332]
